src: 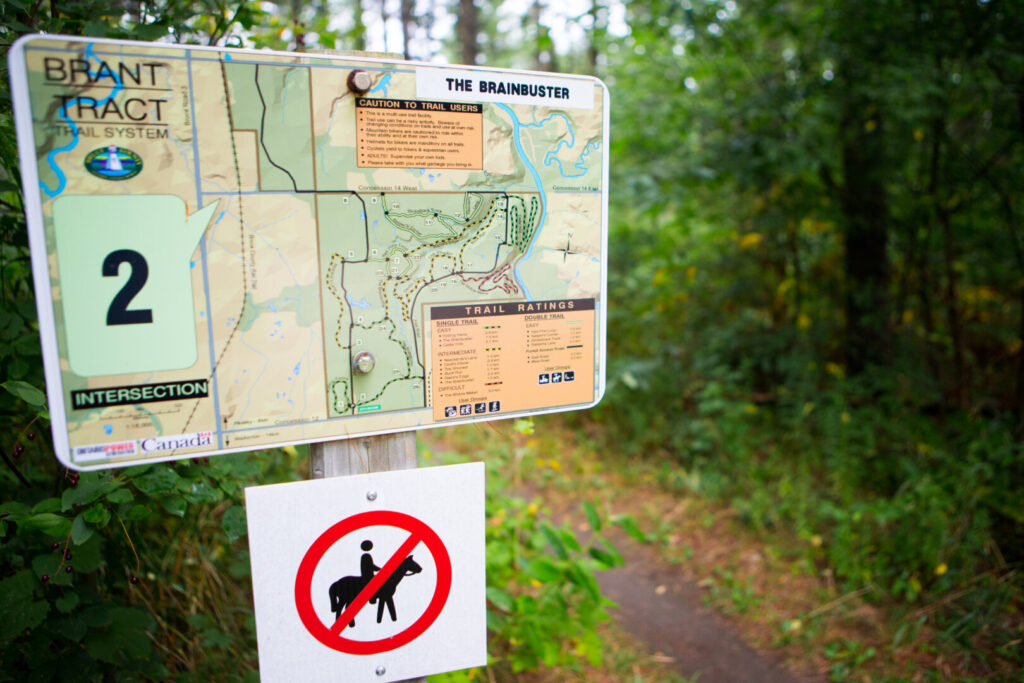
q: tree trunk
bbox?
[840,97,891,375]
[939,208,967,408]
[400,0,414,60]
[457,0,478,66]
[587,0,602,75]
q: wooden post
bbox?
[310,432,418,478]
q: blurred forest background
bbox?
[1,0,1022,681]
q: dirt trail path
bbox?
[427,424,828,681]
[595,530,820,682]
[538,490,820,683]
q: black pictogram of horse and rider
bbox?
[329,540,423,627]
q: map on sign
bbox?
[10,35,608,470]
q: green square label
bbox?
[53,195,219,377]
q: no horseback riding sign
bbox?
[245,463,486,681]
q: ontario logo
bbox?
[84,145,143,180]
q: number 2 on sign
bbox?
[103,249,153,325]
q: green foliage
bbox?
[590,0,1024,677]
[0,447,299,679]
[483,496,615,673]
[824,639,878,683]
[427,436,622,680]
[700,567,763,616]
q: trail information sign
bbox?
[246,462,486,682]
[9,35,609,470]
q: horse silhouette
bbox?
[329,555,422,627]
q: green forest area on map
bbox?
[222,61,557,419]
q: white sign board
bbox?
[10,34,608,471]
[245,463,486,682]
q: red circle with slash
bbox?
[294,510,452,655]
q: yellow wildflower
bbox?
[739,232,763,250]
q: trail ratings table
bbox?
[246,463,485,682]
[429,299,596,420]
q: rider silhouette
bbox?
[360,540,380,603]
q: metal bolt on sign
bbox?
[353,351,376,375]
[348,69,373,95]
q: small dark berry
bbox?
[63,550,72,560]
[51,542,59,550]
[14,445,24,455]
[130,576,139,585]
[41,574,49,582]
[27,432,35,440]
[65,566,72,574]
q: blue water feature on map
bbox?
[495,103,551,300]
[347,295,371,309]
[103,425,113,435]
[369,73,391,96]
[41,44,124,198]
[545,138,601,178]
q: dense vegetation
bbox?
[1,0,1021,680]
[596,0,1024,676]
